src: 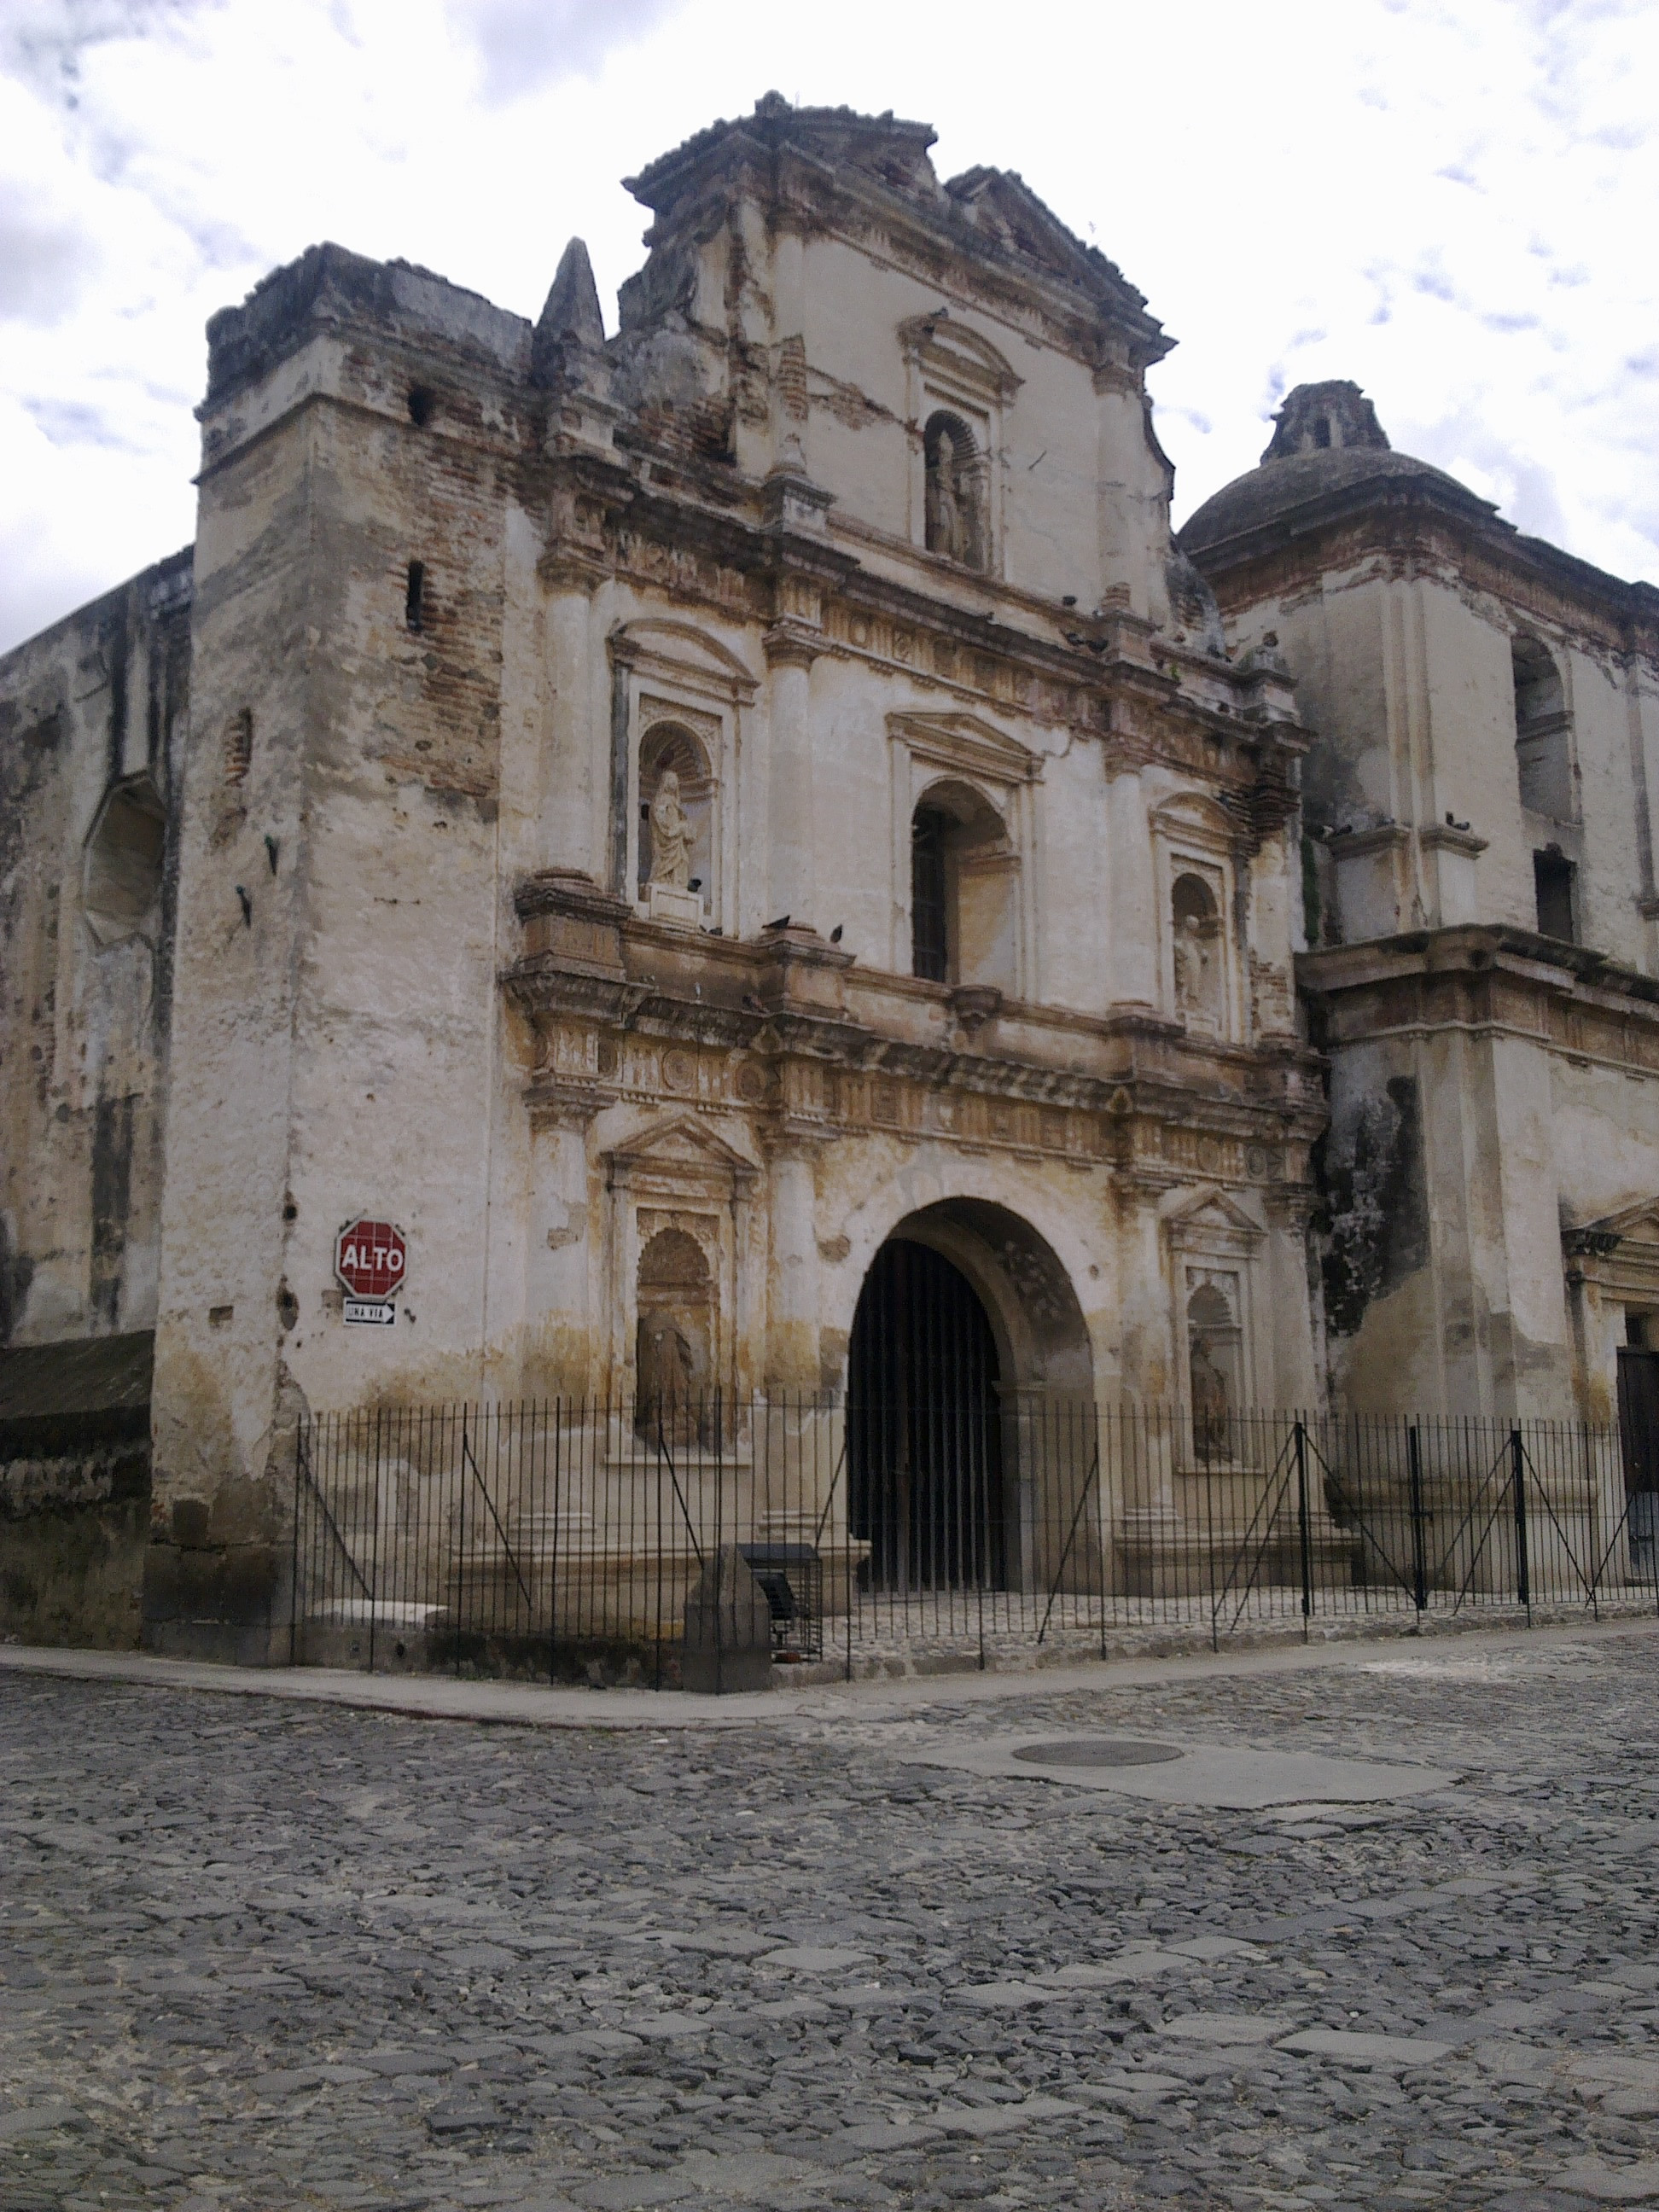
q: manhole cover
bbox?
[1010,1738,1185,1768]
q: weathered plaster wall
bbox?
[0,554,190,1353]
[1227,556,1658,970]
[3,107,1329,1661]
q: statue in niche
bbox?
[1173,904,1220,1027]
[648,769,695,889]
[1190,1333,1231,1461]
[637,1313,697,1446]
[926,428,972,565]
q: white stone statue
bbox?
[648,770,694,889]
[637,1313,700,1447]
[1190,1333,1231,1460]
[927,430,968,564]
[1173,911,1218,1024]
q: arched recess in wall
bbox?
[83,774,166,951]
[1186,1279,1242,1461]
[637,719,716,910]
[899,313,1018,579]
[910,777,1017,989]
[1512,634,1575,822]
[635,1225,716,1446]
[608,618,757,930]
[1170,870,1224,1034]
[923,410,989,571]
[843,1196,1096,1598]
[1152,791,1238,1039]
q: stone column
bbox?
[1094,354,1152,622]
[765,1142,822,1395]
[764,628,819,930]
[540,576,599,877]
[1104,764,1159,1012]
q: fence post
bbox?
[457,1409,467,1679]
[1407,1425,1429,1615]
[1295,1417,1314,1637]
[289,1421,303,1666]
[367,1406,382,1674]
[1510,1426,1531,1615]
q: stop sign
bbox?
[335,1217,407,1300]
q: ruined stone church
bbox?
[5,96,1659,1656]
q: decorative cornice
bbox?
[503,875,1324,1179]
[762,623,823,670]
[1299,923,1659,1080]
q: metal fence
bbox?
[289,1397,1659,1685]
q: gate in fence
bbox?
[289,1396,1659,1685]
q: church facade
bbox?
[3,98,1656,1657]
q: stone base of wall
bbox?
[0,1445,150,1649]
[140,1536,291,1668]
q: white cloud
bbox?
[0,0,1653,654]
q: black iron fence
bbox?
[289,1398,1659,1684]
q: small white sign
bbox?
[343,1297,396,1327]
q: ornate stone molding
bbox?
[504,875,1324,1185]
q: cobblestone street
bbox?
[8,1627,1659,2210]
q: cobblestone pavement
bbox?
[9,1631,1659,2211]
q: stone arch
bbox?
[923,409,988,569]
[635,1224,716,1444]
[637,717,715,906]
[83,773,166,950]
[1186,1278,1241,1460]
[1512,632,1574,821]
[910,777,1016,989]
[1171,869,1223,1031]
[843,1195,1097,1597]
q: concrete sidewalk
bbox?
[3,1611,1655,1729]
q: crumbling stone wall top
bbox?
[203,242,532,408]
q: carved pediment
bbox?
[1564,1199,1659,1260]
[942,169,1155,330]
[1152,789,1237,849]
[888,708,1042,789]
[1563,1196,1659,1299]
[898,313,1022,405]
[604,1115,760,1198]
[1163,1185,1264,1250]
[609,619,760,704]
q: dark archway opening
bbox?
[847,1238,1004,1591]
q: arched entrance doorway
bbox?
[847,1238,1004,1591]
[845,1199,1097,1601]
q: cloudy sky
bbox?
[1,0,1654,654]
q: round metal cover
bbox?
[1010,1738,1185,1768]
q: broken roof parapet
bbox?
[202,241,532,409]
[622,92,1169,367]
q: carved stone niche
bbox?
[1161,1185,1264,1450]
[636,1222,716,1446]
[603,1115,760,1417]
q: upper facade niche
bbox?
[604,96,1178,612]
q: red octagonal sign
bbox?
[335,1217,407,1301]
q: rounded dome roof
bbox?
[1179,381,1494,559]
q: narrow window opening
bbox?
[1313,415,1331,449]
[408,387,434,428]
[405,561,426,632]
[1534,847,1577,942]
[911,806,950,981]
[224,707,253,783]
[1512,633,1574,819]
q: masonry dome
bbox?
[1179,380,1493,559]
